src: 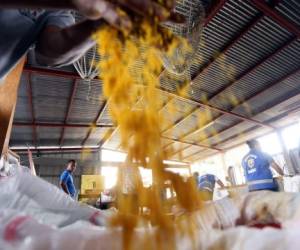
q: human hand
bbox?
[72,0,184,30]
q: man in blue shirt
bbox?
[60,159,77,198]
[0,0,182,81]
[242,139,284,192]
[195,172,225,201]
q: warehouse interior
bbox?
[1,0,300,249]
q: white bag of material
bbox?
[0,165,114,227]
[195,197,240,230]
[283,176,300,192]
[0,209,54,242]
[233,191,300,224]
[3,219,300,250]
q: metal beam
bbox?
[168,144,191,158]
[166,9,295,134]
[219,120,298,154]
[27,74,37,147]
[81,101,108,146]
[165,34,296,158]
[206,37,297,101]
[14,122,114,128]
[203,68,300,144]
[250,0,300,38]
[191,13,263,81]
[59,79,78,146]
[159,86,275,129]
[178,38,296,139]
[161,1,287,152]
[183,67,300,161]
[12,146,100,153]
[98,128,115,147]
[183,148,209,161]
[161,136,222,152]
[203,0,227,26]
[162,14,266,134]
[24,66,80,80]
[189,151,216,163]
[160,0,228,133]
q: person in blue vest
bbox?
[196,172,225,201]
[242,139,284,192]
[60,159,77,199]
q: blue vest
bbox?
[198,174,216,192]
[242,149,276,191]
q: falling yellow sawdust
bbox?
[93,17,202,249]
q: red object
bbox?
[4,216,29,241]
[89,211,101,225]
[248,222,282,229]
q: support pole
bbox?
[276,130,295,175]
[0,58,25,157]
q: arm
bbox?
[60,171,70,195]
[35,20,103,66]
[216,179,225,188]
[2,0,182,66]
[0,0,73,9]
[60,181,70,195]
[271,160,284,176]
[0,0,179,25]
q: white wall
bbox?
[191,154,226,182]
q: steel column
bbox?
[27,74,37,147]
[81,101,108,146]
[14,122,114,128]
[59,79,78,146]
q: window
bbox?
[258,133,282,155]
[165,168,190,177]
[281,124,300,150]
[101,149,127,162]
[192,154,226,182]
[101,167,118,189]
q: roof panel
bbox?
[84,127,110,146]
[31,74,73,122]
[62,127,90,146]
[36,127,61,146]
[276,0,300,26]
[68,79,105,123]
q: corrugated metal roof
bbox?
[191,0,259,77]
[9,0,300,164]
[31,74,73,122]
[36,127,62,146]
[14,75,32,122]
[62,127,90,146]
[84,127,110,146]
[276,0,300,26]
[10,127,34,146]
[68,79,105,123]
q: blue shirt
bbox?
[242,149,276,191]
[198,174,217,192]
[60,170,76,198]
[0,9,74,80]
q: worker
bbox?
[193,171,200,185]
[242,139,284,192]
[197,173,225,201]
[227,166,236,186]
[0,0,182,81]
[59,159,77,199]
